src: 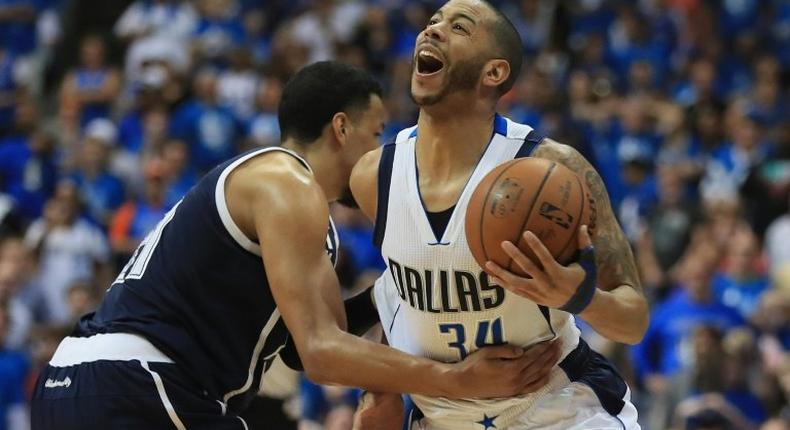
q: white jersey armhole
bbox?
[214,147,312,256]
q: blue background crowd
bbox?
[0,0,788,429]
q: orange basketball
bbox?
[465,157,597,275]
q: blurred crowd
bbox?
[0,0,788,429]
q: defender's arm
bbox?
[238,158,537,397]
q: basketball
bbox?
[465,157,597,275]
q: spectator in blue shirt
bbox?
[719,0,760,42]
[118,68,170,154]
[634,251,745,381]
[502,0,556,58]
[110,160,168,260]
[0,0,37,57]
[171,69,242,172]
[747,72,786,129]
[0,48,20,136]
[701,110,769,202]
[59,35,121,129]
[771,0,790,68]
[0,303,29,430]
[0,125,57,221]
[192,0,246,65]
[712,227,771,319]
[245,77,281,149]
[159,139,197,208]
[68,119,125,227]
[673,58,724,108]
[605,5,669,88]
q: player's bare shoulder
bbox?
[350,147,384,221]
[226,152,329,241]
[531,139,608,211]
[531,139,585,171]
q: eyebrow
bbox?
[433,10,478,25]
[452,12,477,25]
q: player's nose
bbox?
[423,22,447,43]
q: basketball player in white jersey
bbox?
[349,1,649,429]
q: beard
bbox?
[410,54,488,106]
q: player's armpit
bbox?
[533,140,649,344]
[345,285,380,336]
[350,147,383,222]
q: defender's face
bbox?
[411,0,492,106]
[337,94,387,208]
[347,94,387,159]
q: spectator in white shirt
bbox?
[24,181,111,323]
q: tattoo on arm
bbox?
[533,140,642,293]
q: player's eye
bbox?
[428,18,439,26]
[453,23,468,33]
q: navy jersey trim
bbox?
[515,129,546,158]
[388,303,402,334]
[374,143,397,249]
[558,339,627,417]
[538,305,555,337]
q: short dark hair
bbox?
[278,61,383,143]
[482,2,524,96]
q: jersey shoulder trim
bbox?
[373,141,397,249]
[515,129,547,158]
[215,147,311,256]
[501,115,535,140]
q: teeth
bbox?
[420,50,440,60]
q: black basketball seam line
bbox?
[508,161,557,273]
[555,171,586,264]
[478,160,521,267]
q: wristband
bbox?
[559,245,597,314]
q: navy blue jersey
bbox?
[75,147,339,412]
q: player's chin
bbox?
[410,83,443,106]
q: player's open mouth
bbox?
[416,49,445,76]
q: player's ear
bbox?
[331,112,350,147]
[482,59,510,91]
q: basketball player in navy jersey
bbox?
[350,0,649,428]
[31,62,556,430]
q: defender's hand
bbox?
[485,225,596,311]
[445,340,562,398]
[353,392,404,430]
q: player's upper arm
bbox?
[533,139,642,294]
[238,161,347,369]
[350,147,382,222]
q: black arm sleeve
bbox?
[279,285,379,371]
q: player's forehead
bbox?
[432,0,493,23]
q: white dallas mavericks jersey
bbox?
[373,115,582,426]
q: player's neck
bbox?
[415,106,496,177]
[281,140,345,202]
